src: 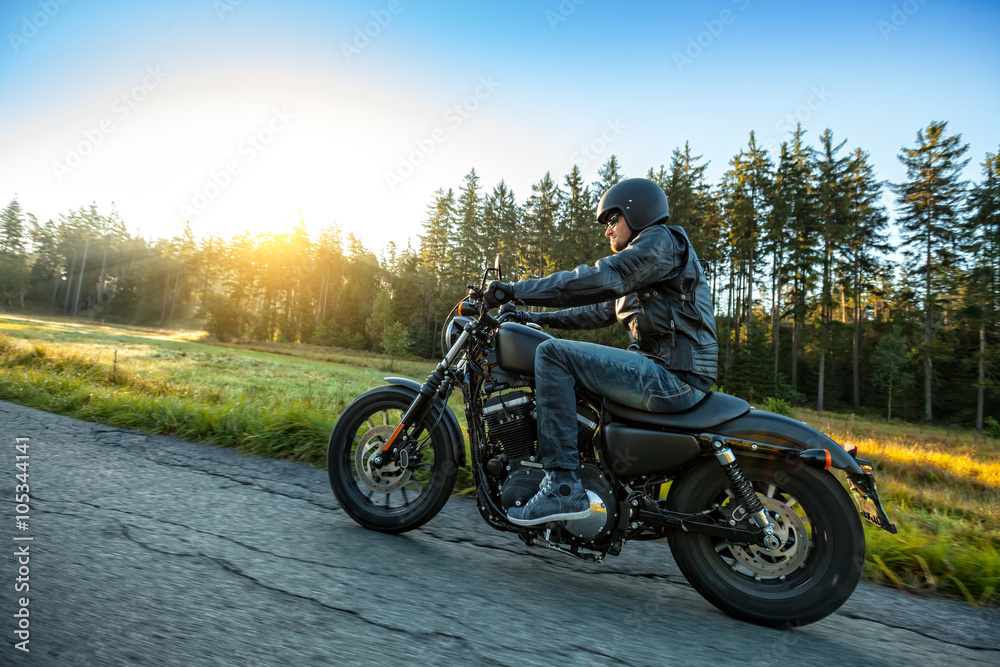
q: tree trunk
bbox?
[734,263,743,352]
[772,270,780,391]
[976,307,985,431]
[319,270,329,324]
[97,244,109,304]
[818,236,830,411]
[817,330,825,412]
[161,269,171,323]
[747,217,755,345]
[924,222,933,423]
[853,264,861,407]
[791,276,799,395]
[725,262,734,371]
[64,250,77,311]
[73,239,90,316]
[710,259,717,309]
[169,267,182,323]
[887,376,893,421]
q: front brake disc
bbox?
[355,424,411,494]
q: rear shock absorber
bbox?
[711,439,781,550]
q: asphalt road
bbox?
[1,400,997,667]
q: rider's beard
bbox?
[610,233,631,253]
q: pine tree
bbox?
[554,165,597,269]
[592,155,625,199]
[871,327,915,421]
[646,165,669,193]
[894,121,970,422]
[452,170,484,284]
[483,181,522,279]
[666,142,713,252]
[719,132,772,362]
[0,198,26,258]
[419,188,456,285]
[523,172,560,278]
[765,142,795,393]
[780,126,820,397]
[814,129,852,410]
[0,198,28,310]
[964,148,1000,430]
[844,148,890,407]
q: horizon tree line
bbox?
[1,120,997,430]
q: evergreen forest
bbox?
[2,121,997,429]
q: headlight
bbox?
[447,316,472,349]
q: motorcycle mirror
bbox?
[493,254,503,282]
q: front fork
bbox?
[371,323,473,470]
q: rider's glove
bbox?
[484,281,515,308]
[512,310,536,325]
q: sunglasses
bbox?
[602,212,621,227]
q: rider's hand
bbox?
[484,281,515,308]
[512,310,535,324]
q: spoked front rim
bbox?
[706,480,823,590]
[342,406,439,516]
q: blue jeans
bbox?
[534,338,706,469]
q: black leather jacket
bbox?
[510,224,718,392]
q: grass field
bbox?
[1,313,997,607]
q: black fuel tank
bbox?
[495,322,553,377]
[603,423,702,478]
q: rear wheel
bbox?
[666,455,864,626]
[328,386,457,533]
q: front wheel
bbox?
[666,455,865,627]
[328,385,457,533]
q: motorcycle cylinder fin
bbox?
[575,400,600,452]
[482,390,537,466]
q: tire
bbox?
[327,385,457,533]
[666,455,865,627]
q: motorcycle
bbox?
[327,257,896,627]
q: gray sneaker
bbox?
[507,469,592,526]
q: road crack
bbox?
[837,610,1000,652]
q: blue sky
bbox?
[2,0,998,253]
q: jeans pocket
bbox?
[642,385,692,412]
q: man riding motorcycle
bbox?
[483,177,719,526]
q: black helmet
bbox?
[596,178,670,233]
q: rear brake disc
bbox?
[729,495,810,578]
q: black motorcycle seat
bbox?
[603,392,751,431]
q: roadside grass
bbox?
[1,314,996,606]
[0,315,457,462]
[795,408,1000,606]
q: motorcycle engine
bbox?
[482,390,538,465]
[481,390,614,542]
[499,463,617,541]
[481,390,598,467]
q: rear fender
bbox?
[711,409,864,475]
[384,377,466,467]
[708,409,896,533]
